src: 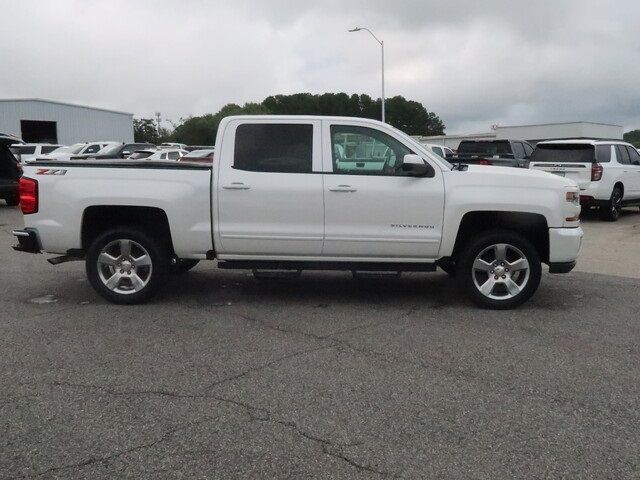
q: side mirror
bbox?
[400,154,434,177]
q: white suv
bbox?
[421,142,454,159]
[529,140,640,221]
[9,143,63,163]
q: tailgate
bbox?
[529,144,594,189]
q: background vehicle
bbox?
[422,143,454,159]
[160,142,188,150]
[1,134,22,206]
[75,142,155,160]
[146,148,187,161]
[9,143,62,163]
[180,149,214,163]
[529,140,640,221]
[451,140,533,168]
[13,116,582,309]
[127,149,158,160]
[38,142,116,161]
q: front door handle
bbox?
[329,185,357,192]
[222,182,250,190]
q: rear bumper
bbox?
[548,227,583,265]
[12,228,41,254]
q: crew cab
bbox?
[452,140,534,168]
[12,116,583,309]
[529,140,640,221]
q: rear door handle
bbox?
[329,185,357,192]
[222,182,250,190]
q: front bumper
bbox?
[548,226,583,266]
[12,228,41,254]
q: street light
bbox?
[349,27,385,123]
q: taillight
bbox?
[19,177,38,214]
[591,163,603,181]
[478,159,492,166]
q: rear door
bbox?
[321,120,444,259]
[529,143,595,189]
[215,120,324,257]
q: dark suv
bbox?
[452,140,534,168]
[0,134,22,206]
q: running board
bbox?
[218,260,436,272]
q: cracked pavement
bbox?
[2,205,640,479]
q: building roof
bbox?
[0,98,133,116]
[496,121,623,129]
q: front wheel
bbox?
[86,228,167,304]
[456,230,542,309]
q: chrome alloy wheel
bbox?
[472,243,530,300]
[96,239,153,295]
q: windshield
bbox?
[184,149,214,157]
[97,144,123,156]
[530,144,595,163]
[128,151,154,159]
[458,141,512,156]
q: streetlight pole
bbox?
[349,27,385,123]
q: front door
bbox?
[322,121,444,259]
[216,120,324,256]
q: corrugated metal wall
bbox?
[0,99,133,144]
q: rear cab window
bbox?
[530,144,595,163]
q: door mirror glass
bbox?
[400,154,433,177]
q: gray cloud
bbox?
[1,0,639,133]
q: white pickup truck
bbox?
[12,116,583,309]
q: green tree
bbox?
[133,118,171,144]
[624,129,640,148]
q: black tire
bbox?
[86,227,168,304]
[4,195,19,207]
[456,230,542,310]
[169,259,200,274]
[601,186,623,222]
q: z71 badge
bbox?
[35,168,67,175]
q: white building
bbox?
[0,98,134,144]
[415,121,624,150]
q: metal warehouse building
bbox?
[415,121,624,150]
[0,98,133,144]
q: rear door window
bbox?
[431,146,444,157]
[17,146,36,155]
[512,142,526,158]
[530,144,595,163]
[41,146,59,154]
[595,145,612,163]
[523,143,534,157]
[234,124,313,173]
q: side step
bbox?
[218,260,436,272]
[252,269,302,279]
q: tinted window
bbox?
[18,146,36,155]
[457,140,512,156]
[595,145,611,163]
[84,144,102,154]
[512,142,526,158]
[234,124,313,173]
[431,146,444,157]
[616,145,630,165]
[41,146,59,154]
[626,146,640,166]
[331,125,413,176]
[530,144,595,163]
[167,151,180,160]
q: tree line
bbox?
[134,93,446,145]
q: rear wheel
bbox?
[456,230,541,309]
[86,228,167,304]
[602,186,623,221]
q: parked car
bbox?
[528,139,640,221]
[9,143,63,163]
[451,140,534,168]
[127,149,158,160]
[36,142,117,162]
[1,134,22,206]
[74,142,155,160]
[179,149,214,163]
[422,143,454,160]
[13,115,583,309]
[160,142,188,150]
[145,149,188,161]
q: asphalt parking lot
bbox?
[1,204,640,479]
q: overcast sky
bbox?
[1,0,639,134]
